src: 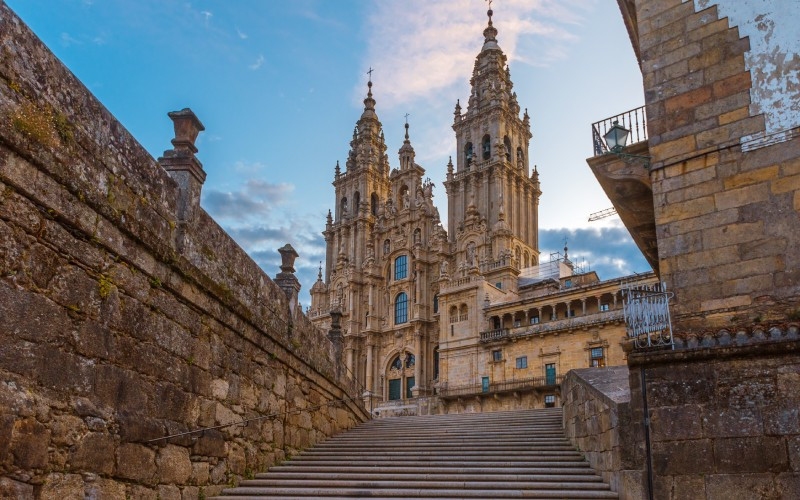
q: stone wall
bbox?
[628,329,800,499]
[629,0,800,331]
[562,367,646,500]
[0,4,367,499]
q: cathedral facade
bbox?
[309,10,656,415]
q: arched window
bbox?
[394,255,408,280]
[449,305,458,323]
[390,356,402,370]
[482,134,491,160]
[464,142,474,168]
[405,353,415,367]
[517,147,524,166]
[371,193,379,216]
[339,197,348,219]
[515,247,521,265]
[504,136,512,162]
[353,191,360,214]
[433,293,439,314]
[459,303,468,321]
[395,292,408,324]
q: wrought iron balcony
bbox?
[592,105,648,156]
[439,375,565,399]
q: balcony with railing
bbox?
[587,105,658,274]
[479,328,510,342]
[439,374,565,399]
[513,309,625,338]
[591,105,648,157]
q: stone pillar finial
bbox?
[274,243,301,314]
[168,108,205,154]
[158,108,206,252]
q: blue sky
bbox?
[9,0,652,305]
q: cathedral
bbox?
[309,9,656,415]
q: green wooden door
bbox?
[481,376,490,393]
[389,379,401,400]
[545,363,556,385]
[406,377,415,399]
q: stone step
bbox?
[258,472,605,482]
[234,479,610,490]
[266,466,597,474]
[216,487,618,498]
[278,460,593,468]
[213,408,617,500]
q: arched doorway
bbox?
[386,351,416,401]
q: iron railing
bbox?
[440,375,564,398]
[592,105,648,156]
[621,281,674,350]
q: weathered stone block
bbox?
[653,439,714,475]
[11,417,50,469]
[69,432,116,474]
[714,436,788,473]
[156,444,192,484]
[116,443,156,483]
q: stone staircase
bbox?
[214,408,618,499]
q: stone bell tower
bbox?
[444,7,541,275]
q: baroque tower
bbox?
[445,8,541,287]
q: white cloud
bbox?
[249,54,265,70]
[236,27,248,39]
[200,10,213,25]
[60,32,82,47]
[361,0,591,108]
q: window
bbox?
[394,255,408,280]
[405,353,415,368]
[496,282,503,289]
[371,193,379,216]
[492,316,501,329]
[565,279,572,288]
[492,350,502,362]
[545,363,556,385]
[530,316,540,325]
[599,303,610,312]
[339,197,348,219]
[433,294,439,314]
[516,356,528,369]
[395,292,408,324]
[390,356,402,371]
[353,191,360,214]
[433,347,440,380]
[544,394,556,408]
[504,136,512,162]
[482,134,491,160]
[591,347,606,367]
[465,142,474,168]
[406,376,415,399]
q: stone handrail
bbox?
[513,309,624,337]
[480,328,510,342]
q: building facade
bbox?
[309,10,657,415]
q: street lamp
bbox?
[603,121,629,153]
[602,120,651,168]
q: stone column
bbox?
[157,108,206,252]
[345,346,354,380]
[413,330,423,397]
[582,298,587,315]
[365,341,374,395]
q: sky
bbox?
[8,0,652,305]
